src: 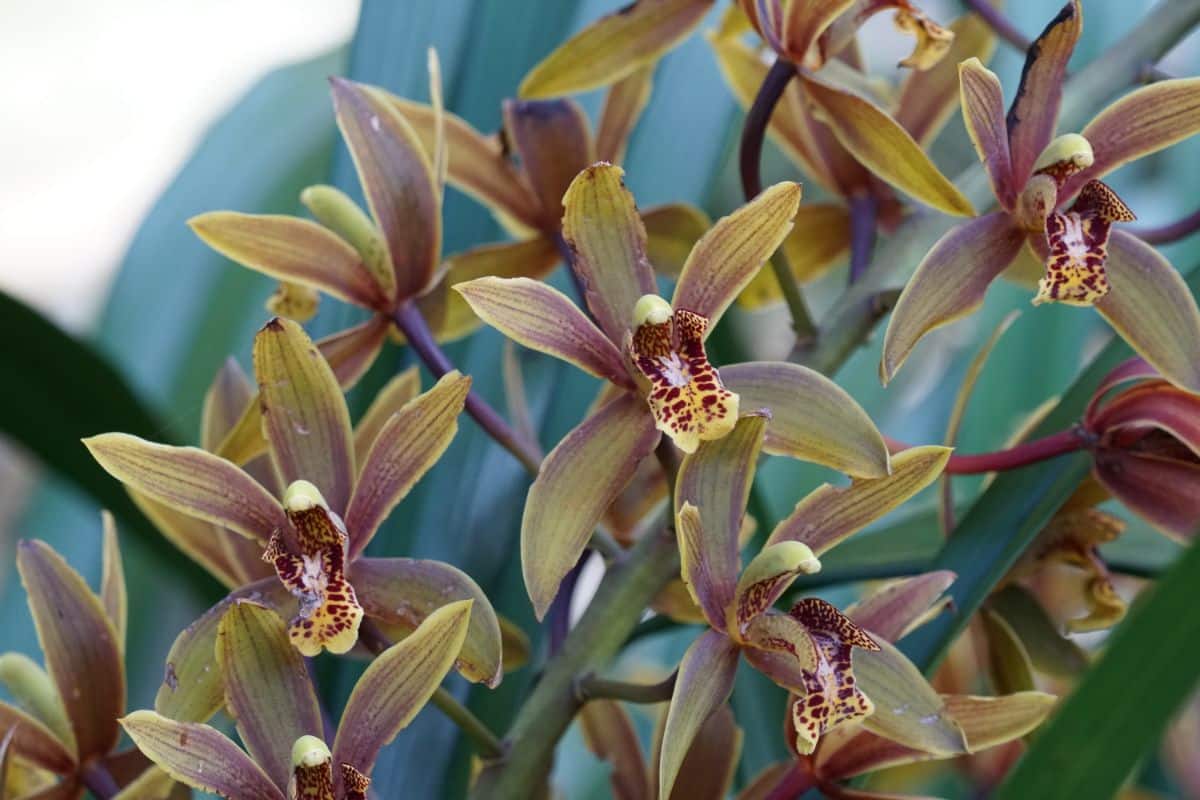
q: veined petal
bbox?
[1005,1,1083,187]
[1094,451,1200,541]
[943,692,1057,750]
[454,277,632,387]
[1063,78,1200,197]
[519,0,714,99]
[352,557,503,687]
[631,306,740,453]
[730,542,820,633]
[675,415,769,625]
[959,57,1015,210]
[846,571,956,644]
[201,358,254,453]
[353,367,421,467]
[99,513,127,653]
[189,212,386,309]
[650,703,742,800]
[330,78,440,301]
[739,203,850,306]
[578,700,650,800]
[503,99,594,226]
[85,434,285,544]
[561,164,658,346]
[720,361,890,477]
[657,630,740,800]
[386,97,543,230]
[1092,384,1200,458]
[801,75,974,217]
[643,203,711,279]
[881,213,1026,383]
[523,394,660,619]
[596,66,654,165]
[1096,230,1200,392]
[853,637,967,756]
[672,182,802,330]
[120,711,285,800]
[767,446,950,554]
[432,236,561,343]
[332,600,472,780]
[0,653,76,760]
[1085,356,1160,422]
[254,317,355,513]
[0,701,74,774]
[346,372,470,556]
[216,601,323,791]
[17,541,123,762]
[896,14,996,148]
[781,0,855,63]
[154,578,289,723]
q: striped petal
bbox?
[351,557,503,688]
[1092,384,1200,457]
[596,66,654,164]
[385,97,543,230]
[881,213,1026,383]
[959,57,1015,210]
[0,701,74,774]
[1005,1,1082,187]
[1094,451,1200,541]
[518,0,714,99]
[643,203,711,279]
[188,212,386,309]
[502,99,594,226]
[99,513,127,653]
[352,367,421,467]
[781,0,855,63]
[672,182,802,331]
[85,434,284,543]
[346,372,470,556]
[657,630,740,800]
[331,78,440,301]
[720,361,890,477]
[332,600,472,780]
[740,204,850,307]
[254,317,355,513]
[801,75,973,217]
[16,541,123,762]
[650,703,742,800]
[579,700,650,800]
[1096,230,1200,393]
[216,601,322,791]
[0,653,75,759]
[767,446,951,554]
[846,571,957,644]
[454,277,632,388]
[523,394,660,619]
[120,711,284,800]
[561,163,658,346]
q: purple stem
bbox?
[1130,207,1200,245]
[847,193,878,284]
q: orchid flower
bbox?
[1,522,179,798]
[735,572,1057,800]
[453,161,895,618]
[710,7,995,303]
[655,416,966,797]
[883,0,1200,391]
[121,599,471,800]
[85,318,502,723]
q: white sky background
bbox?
[0,0,360,332]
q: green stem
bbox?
[430,687,506,761]
[575,670,677,704]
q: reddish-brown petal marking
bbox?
[290,736,335,800]
[341,763,371,800]
[265,481,364,656]
[630,298,739,454]
[788,598,880,754]
[1035,181,1135,306]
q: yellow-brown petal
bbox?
[958,57,1015,210]
[896,14,995,147]
[596,65,655,164]
[643,203,711,280]
[503,98,595,227]
[352,367,421,468]
[578,700,649,800]
[739,204,851,308]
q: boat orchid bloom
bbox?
[121,599,472,800]
[454,162,895,618]
[84,318,503,723]
[656,417,965,797]
[883,0,1200,390]
[737,572,1057,800]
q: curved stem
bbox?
[575,669,677,704]
[741,58,817,341]
[847,193,878,284]
[1130,207,1200,244]
[392,302,541,474]
[887,429,1087,474]
[81,762,120,799]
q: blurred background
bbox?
[1,1,1198,797]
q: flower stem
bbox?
[81,761,120,799]
[358,619,505,760]
[847,193,878,284]
[887,429,1087,474]
[392,302,541,474]
[575,670,677,704]
[1131,207,1200,244]
[741,57,817,342]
